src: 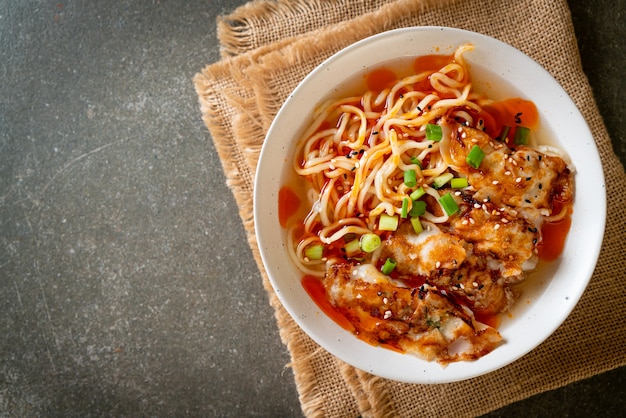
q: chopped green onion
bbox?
[410,156,423,169]
[451,177,469,189]
[426,124,443,141]
[304,244,324,260]
[401,197,410,218]
[432,172,454,189]
[439,192,459,216]
[410,186,425,200]
[409,200,426,217]
[360,233,381,253]
[514,126,530,145]
[381,258,397,275]
[499,125,511,142]
[379,214,399,231]
[466,145,485,169]
[343,239,361,257]
[404,169,417,188]
[410,216,423,234]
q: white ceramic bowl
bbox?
[254,27,605,383]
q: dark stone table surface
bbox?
[1,1,624,416]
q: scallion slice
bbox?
[432,172,454,189]
[360,233,381,253]
[410,186,425,200]
[514,126,530,145]
[381,258,397,275]
[304,244,324,260]
[343,239,361,257]
[451,177,469,189]
[409,200,426,217]
[404,169,417,187]
[439,192,459,216]
[401,197,410,218]
[379,214,399,231]
[425,123,443,141]
[410,216,423,234]
[410,156,423,169]
[499,125,511,142]
[466,145,485,169]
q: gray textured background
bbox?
[1,0,624,416]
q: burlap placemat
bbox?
[194,0,626,416]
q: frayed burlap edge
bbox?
[217,0,391,58]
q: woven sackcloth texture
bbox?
[194,0,626,416]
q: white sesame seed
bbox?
[457,127,463,133]
[492,180,499,185]
[469,218,475,224]
[494,224,500,230]
[384,310,392,319]
[462,133,468,139]
[472,282,479,287]
[459,283,465,289]
[383,297,388,304]
[501,218,509,223]
[454,191,462,196]
[474,203,481,209]
[482,204,488,211]
[356,293,362,299]
[505,171,511,176]
[516,177,522,183]
[352,270,358,276]
[435,261,441,268]
[304,257,310,262]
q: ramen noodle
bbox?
[280,44,574,364]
